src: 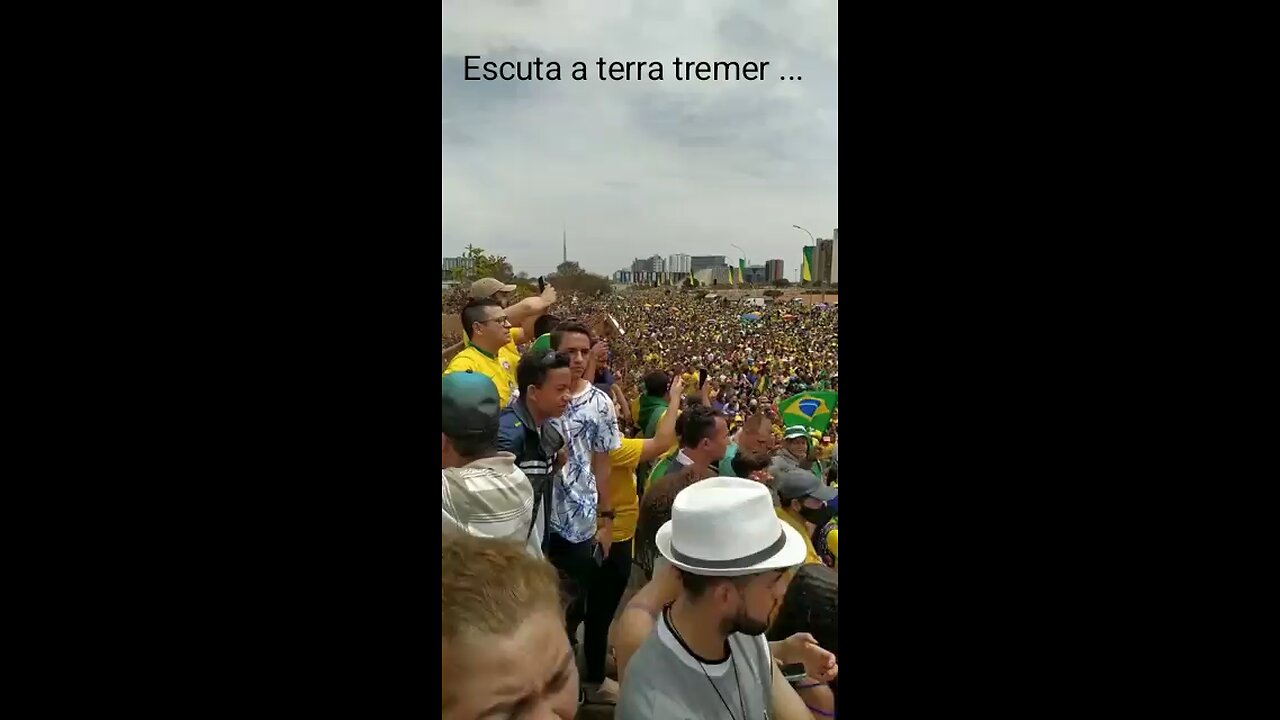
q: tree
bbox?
[773,278,791,288]
[451,245,514,283]
[548,263,612,298]
[764,289,784,298]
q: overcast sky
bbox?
[442,0,838,278]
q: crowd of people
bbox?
[442,277,840,719]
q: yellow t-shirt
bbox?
[777,507,823,566]
[443,345,517,407]
[827,528,838,560]
[604,437,644,543]
[682,372,699,397]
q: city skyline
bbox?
[441,0,838,277]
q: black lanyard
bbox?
[664,605,749,720]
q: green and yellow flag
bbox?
[802,247,814,282]
[779,390,838,433]
[738,258,747,284]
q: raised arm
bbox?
[504,285,557,326]
[639,375,684,462]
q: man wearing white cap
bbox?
[617,477,813,720]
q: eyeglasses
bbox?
[479,316,511,326]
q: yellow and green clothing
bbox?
[443,344,517,408]
[603,437,644,543]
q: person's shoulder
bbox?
[496,406,522,432]
[446,347,482,369]
[613,436,643,462]
[620,630,670,684]
[619,645,696,719]
[587,385,615,405]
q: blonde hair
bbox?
[441,532,562,641]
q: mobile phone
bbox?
[698,368,708,387]
[592,542,605,566]
[538,276,545,293]
[781,663,807,683]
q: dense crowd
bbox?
[442,278,840,719]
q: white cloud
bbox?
[441,0,838,277]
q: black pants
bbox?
[584,538,631,683]
[546,533,597,649]
[546,534,632,684]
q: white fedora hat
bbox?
[656,477,807,577]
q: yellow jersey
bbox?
[465,327,523,369]
[603,437,644,542]
[443,345,517,408]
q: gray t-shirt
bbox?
[618,606,773,720]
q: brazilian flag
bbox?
[779,391,838,433]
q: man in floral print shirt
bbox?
[547,320,622,703]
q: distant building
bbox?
[831,228,838,284]
[442,256,475,283]
[744,265,768,284]
[647,255,665,273]
[614,270,633,283]
[765,259,785,282]
[815,238,834,285]
[691,255,728,275]
[667,254,691,274]
[630,257,647,275]
[442,256,475,272]
[693,266,735,286]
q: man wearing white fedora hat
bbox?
[617,477,813,720]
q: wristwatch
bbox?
[599,510,616,520]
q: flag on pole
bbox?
[802,247,814,282]
[739,258,747,284]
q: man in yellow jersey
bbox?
[585,374,684,703]
[443,298,519,407]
